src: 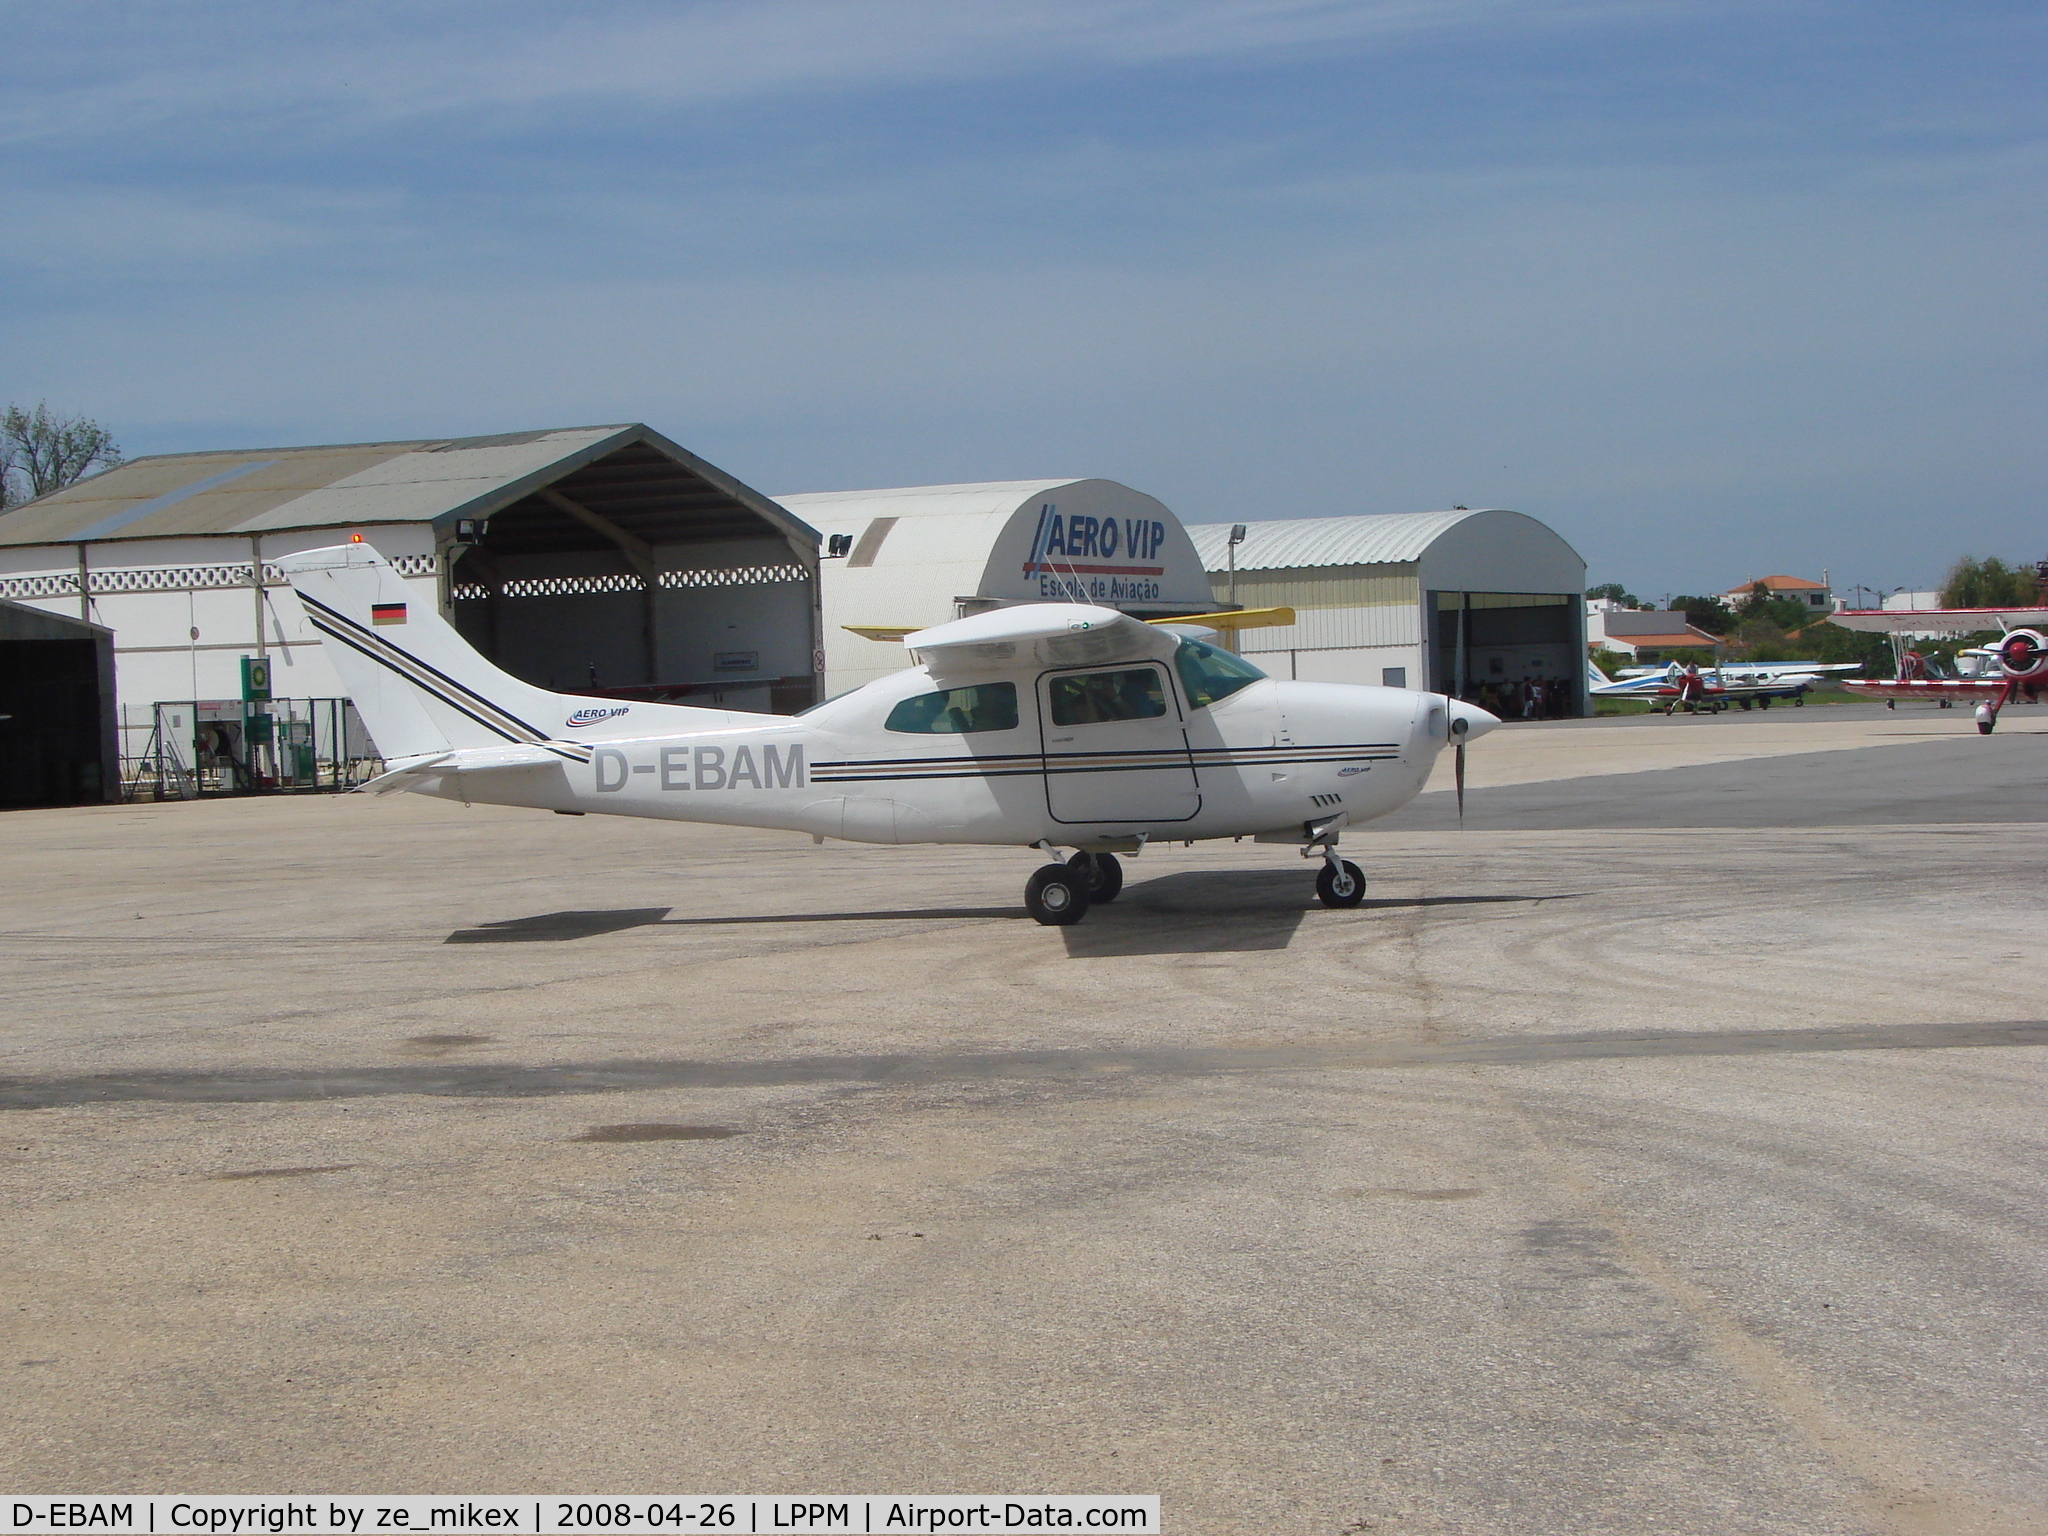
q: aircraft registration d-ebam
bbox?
[281,542,1499,924]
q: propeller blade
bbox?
[1455,740,1466,826]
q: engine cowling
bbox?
[1997,629,2048,682]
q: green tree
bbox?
[1733,581,1814,632]
[0,402,122,509]
[1586,581,1642,607]
[1670,594,1735,635]
[1939,555,2042,609]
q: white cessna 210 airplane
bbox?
[282,542,1500,924]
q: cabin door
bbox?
[1037,662,1200,824]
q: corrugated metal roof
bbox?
[776,480,1081,522]
[1185,510,1500,572]
[0,424,809,550]
[777,481,1096,575]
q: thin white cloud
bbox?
[1,0,1694,143]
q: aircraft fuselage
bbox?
[416,668,1444,849]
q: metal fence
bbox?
[125,698,382,800]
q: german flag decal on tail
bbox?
[370,602,407,626]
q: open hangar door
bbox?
[0,599,118,808]
[1430,591,1584,715]
[447,435,821,713]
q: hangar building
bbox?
[788,479,1221,693]
[0,598,117,807]
[1186,510,1589,712]
[0,425,822,776]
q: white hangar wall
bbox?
[783,479,1220,694]
[1187,510,1589,711]
[0,525,437,736]
[0,425,822,776]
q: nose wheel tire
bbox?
[1066,850,1124,903]
[1316,858,1367,909]
[1026,865,1092,925]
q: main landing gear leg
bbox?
[1066,850,1124,904]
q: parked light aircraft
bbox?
[1586,658,1854,712]
[1612,660,1863,684]
[282,543,1500,924]
[1828,605,2048,732]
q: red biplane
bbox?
[1827,604,2048,733]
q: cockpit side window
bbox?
[1173,635,1265,709]
[1047,668,1169,727]
[884,681,1020,734]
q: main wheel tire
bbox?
[1315,858,1367,909]
[1025,865,1091,925]
[1978,719,1995,735]
[1067,850,1124,903]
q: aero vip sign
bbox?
[1020,504,1170,604]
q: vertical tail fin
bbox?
[278,543,742,760]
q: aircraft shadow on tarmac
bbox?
[444,885,1572,950]
[445,908,677,942]
[444,904,1025,942]
[1061,872,1575,959]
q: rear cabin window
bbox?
[1174,636,1266,709]
[884,682,1019,734]
[1047,668,1169,726]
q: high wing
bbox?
[1829,606,2048,634]
[903,604,1179,677]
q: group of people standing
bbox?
[1467,675,1573,720]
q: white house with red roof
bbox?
[1723,574,1834,612]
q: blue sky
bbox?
[4,0,2041,597]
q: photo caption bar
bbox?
[4,1498,1159,1536]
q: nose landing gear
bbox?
[1315,850,1367,908]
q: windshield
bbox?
[1174,635,1266,709]
[795,689,858,717]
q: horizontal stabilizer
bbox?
[359,743,572,795]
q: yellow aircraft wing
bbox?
[1144,607,1295,630]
